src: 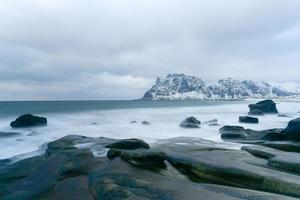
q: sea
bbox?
[0,99,300,160]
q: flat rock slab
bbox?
[156,137,300,198]
[89,158,296,200]
[53,176,93,200]
[242,145,300,174]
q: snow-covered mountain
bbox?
[143,73,299,100]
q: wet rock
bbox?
[107,149,166,169]
[156,138,300,198]
[278,113,293,118]
[141,121,150,125]
[203,119,219,126]
[239,116,259,124]
[106,139,150,150]
[10,114,47,128]
[248,99,278,115]
[219,126,285,142]
[263,141,300,153]
[53,176,93,200]
[0,131,21,137]
[281,118,300,141]
[180,116,201,128]
[243,145,300,174]
[89,157,294,200]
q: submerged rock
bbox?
[10,114,47,128]
[239,116,259,124]
[141,121,150,125]
[105,139,150,150]
[281,118,300,141]
[180,116,201,128]
[203,119,219,126]
[248,99,278,115]
[0,131,21,137]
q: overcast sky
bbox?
[1,0,300,100]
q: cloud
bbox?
[0,0,300,100]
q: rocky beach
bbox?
[0,100,300,199]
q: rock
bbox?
[90,122,98,125]
[156,137,300,198]
[0,131,21,137]
[263,141,300,153]
[239,116,258,124]
[281,118,300,141]
[89,157,294,200]
[141,121,150,125]
[203,119,219,126]
[180,116,201,128]
[219,126,248,140]
[130,120,137,124]
[219,126,285,142]
[242,145,300,174]
[278,113,293,118]
[107,149,166,169]
[105,139,150,150]
[10,114,47,128]
[239,116,259,124]
[248,99,278,115]
[53,176,94,200]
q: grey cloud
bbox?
[0,0,300,100]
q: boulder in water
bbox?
[239,116,259,124]
[248,100,278,115]
[141,121,150,125]
[180,116,201,128]
[10,114,47,128]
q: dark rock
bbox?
[180,116,201,128]
[107,149,166,169]
[239,116,259,124]
[130,120,137,124]
[243,145,300,174]
[219,126,248,140]
[89,157,293,200]
[141,121,150,125]
[281,118,300,141]
[263,141,300,153]
[248,99,278,115]
[0,131,21,137]
[278,113,293,118]
[106,139,150,150]
[156,138,300,198]
[219,126,285,142]
[10,114,47,128]
[203,119,219,126]
[53,176,94,200]
[90,122,98,125]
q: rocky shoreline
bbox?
[1,99,300,199]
